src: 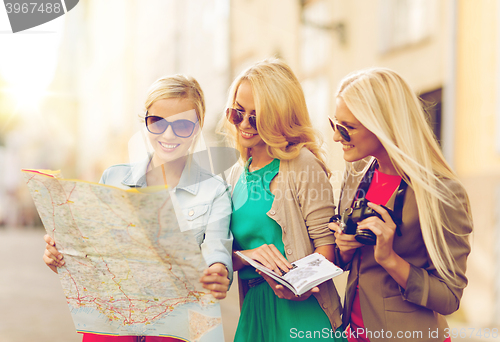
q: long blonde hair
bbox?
[221,58,328,170]
[337,67,470,284]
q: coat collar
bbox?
[121,155,201,195]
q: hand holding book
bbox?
[235,244,293,276]
[258,271,321,301]
[235,251,343,297]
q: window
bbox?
[379,0,437,53]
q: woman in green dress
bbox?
[222,58,346,341]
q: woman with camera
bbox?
[223,58,345,341]
[329,68,472,342]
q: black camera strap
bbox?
[354,160,378,201]
[355,160,408,236]
[392,179,408,231]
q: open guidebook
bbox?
[235,252,343,296]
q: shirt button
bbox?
[286,249,292,255]
[188,210,195,216]
[322,302,328,309]
[269,210,276,215]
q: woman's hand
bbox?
[43,234,64,274]
[237,244,293,276]
[357,202,410,288]
[357,203,398,265]
[199,263,230,300]
[329,221,363,264]
[258,271,319,301]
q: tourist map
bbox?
[23,169,223,341]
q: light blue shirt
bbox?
[99,156,233,282]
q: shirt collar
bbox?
[121,154,201,195]
[176,158,201,195]
[121,157,150,188]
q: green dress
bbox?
[231,158,345,341]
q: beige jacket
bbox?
[228,148,343,331]
[337,158,473,342]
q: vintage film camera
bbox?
[331,198,396,245]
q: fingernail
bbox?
[58,255,63,259]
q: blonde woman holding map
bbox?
[42,75,233,342]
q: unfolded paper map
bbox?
[23,169,223,341]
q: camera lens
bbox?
[355,229,377,245]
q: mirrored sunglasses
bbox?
[226,108,257,130]
[329,117,352,142]
[145,113,198,138]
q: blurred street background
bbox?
[1,0,499,341]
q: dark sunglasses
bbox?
[226,108,257,130]
[328,117,357,142]
[145,113,198,138]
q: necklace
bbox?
[161,164,168,187]
[248,157,275,172]
[249,164,261,172]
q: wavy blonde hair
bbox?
[221,58,328,170]
[337,67,470,284]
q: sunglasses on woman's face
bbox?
[328,117,357,142]
[145,112,198,138]
[226,108,257,130]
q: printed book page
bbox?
[23,169,223,341]
[281,253,343,295]
[235,252,343,296]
